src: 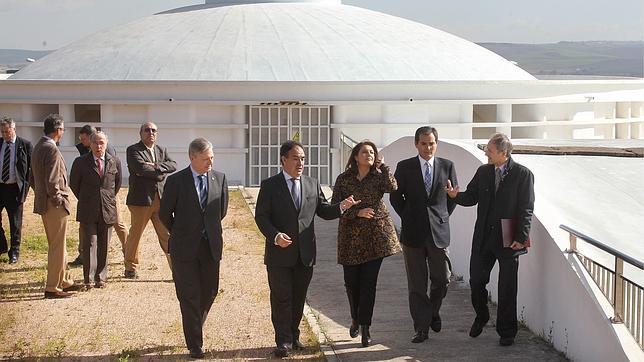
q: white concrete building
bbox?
[0,0,642,185]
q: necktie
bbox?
[423,161,432,195]
[198,175,207,209]
[96,158,103,177]
[148,148,155,163]
[1,142,10,182]
[290,177,301,210]
[495,168,503,192]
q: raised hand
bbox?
[444,179,459,198]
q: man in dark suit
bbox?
[69,124,128,266]
[445,133,534,347]
[0,116,32,264]
[124,121,176,279]
[159,138,228,359]
[70,131,122,289]
[390,126,458,343]
[255,140,359,358]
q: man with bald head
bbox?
[123,122,177,279]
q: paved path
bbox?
[244,187,566,361]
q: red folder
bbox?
[501,219,531,248]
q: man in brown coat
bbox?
[70,131,122,289]
[30,114,81,298]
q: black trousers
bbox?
[79,222,111,284]
[0,183,23,257]
[402,240,451,332]
[172,238,220,351]
[469,240,519,339]
[266,259,313,346]
[343,257,383,326]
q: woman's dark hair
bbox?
[345,140,379,171]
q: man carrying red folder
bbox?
[445,133,534,347]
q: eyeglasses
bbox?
[143,128,158,133]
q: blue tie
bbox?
[424,161,432,195]
[198,175,207,209]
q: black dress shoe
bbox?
[124,270,139,279]
[62,284,84,292]
[430,315,442,333]
[95,281,107,289]
[68,256,82,266]
[189,347,205,359]
[360,325,371,347]
[349,319,359,338]
[499,337,515,346]
[411,330,429,343]
[469,318,488,338]
[44,290,72,299]
[292,340,305,351]
[274,345,289,358]
[8,255,18,264]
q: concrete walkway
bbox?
[243,187,566,361]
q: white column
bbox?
[496,104,512,136]
[459,103,473,139]
[58,104,75,146]
[630,102,643,139]
[615,102,631,139]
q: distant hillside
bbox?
[479,41,643,78]
[0,49,51,70]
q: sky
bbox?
[0,0,642,50]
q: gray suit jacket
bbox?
[126,141,177,206]
[69,152,122,225]
[390,156,458,249]
[159,167,228,262]
[255,172,341,267]
[30,136,71,215]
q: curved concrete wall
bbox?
[380,137,642,362]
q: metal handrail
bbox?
[560,224,644,270]
[560,224,643,349]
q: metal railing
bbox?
[560,224,644,349]
[339,133,359,173]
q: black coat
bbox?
[255,172,341,267]
[390,156,458,248]
[159,167,228,262]
[0,136,32,203]
[454,157,534,256]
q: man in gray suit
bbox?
[70,131,122,289]
[124,121,176,279]
[390,126,458,343]
[160,138,228,359]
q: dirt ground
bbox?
[0,189,323,361]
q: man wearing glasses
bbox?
[123,122,177,279]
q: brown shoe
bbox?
[62,284,83,292]
[95,281,107,289]
[44,291,72,299]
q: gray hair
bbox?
[90,131,108,143]
[0,116,15,129]
[489,133,513,156]
[189,137,213,156]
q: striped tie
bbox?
[1,142,10,182]
[198,175,207,209]
[423,161,432,195]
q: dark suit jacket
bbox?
[126,141,177,206]
[69,152,122,225]
[453,157,534,256]
[159,167,229,262]
[0,136,32,203]
[255,172,341,267]
[391,156,457,248]
[30,137,71,215]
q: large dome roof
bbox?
[11,1,535,81]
